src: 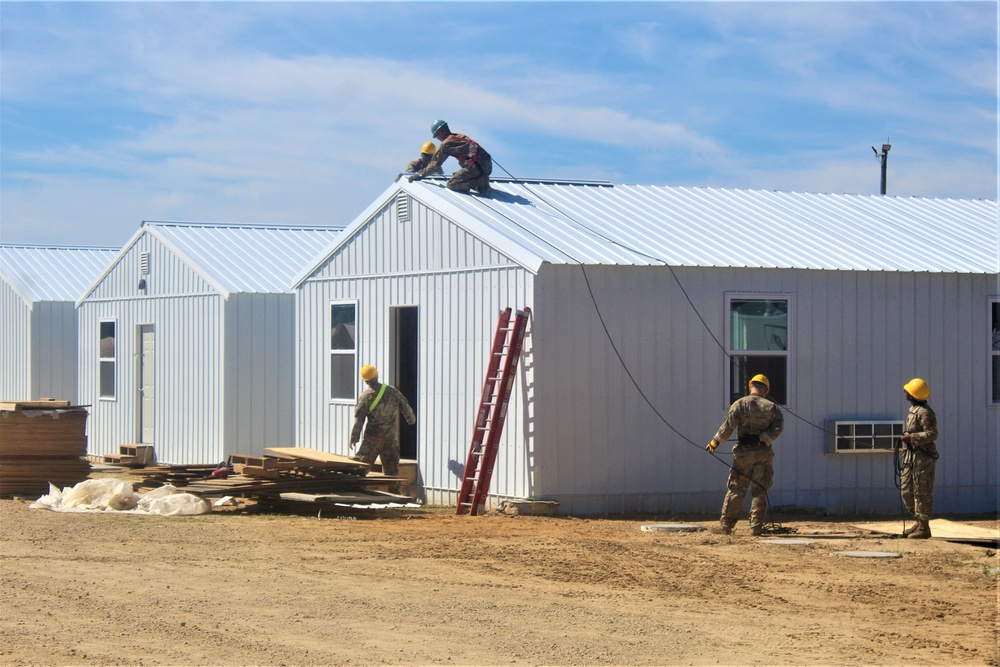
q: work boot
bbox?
[907,519,931,539]
[710,522,733,535]
[750,525,763,537]
[901,522,919,537]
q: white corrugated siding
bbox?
[297,197,534,506]
[79,223,330,463]
[1,245,118,402]
[0,278,32,400]
[534,264,998,515]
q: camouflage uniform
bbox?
[900,402,938,523]
[712,394,784,533]
[405,153,443,175]
[418,133,492,196]
[350,381,416,477]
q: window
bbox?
[992,301,1000,404]
[727,297,788,405]
[99,320,116,398]
[330,303,356,400]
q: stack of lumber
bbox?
[135,447,411,505]
[0,400,90,496]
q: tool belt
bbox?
[737,434,765,448]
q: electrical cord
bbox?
[468,164,794,534]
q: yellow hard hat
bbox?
[360,365,378,381]
[903,378,929,401]
[420,141,437,155]
[748,374,770,390]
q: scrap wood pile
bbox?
[0,400,90,496]
[134,447,411,506]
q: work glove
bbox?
[408,173,423,183]
[705,439,719,454]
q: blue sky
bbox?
[1,1,997,247]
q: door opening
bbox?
[138,325,155,445]
[390,306,418,460]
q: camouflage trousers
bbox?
[900,448,936,521]
[447,154,492,196]
[354,434,400,477]
[720,446,774,530]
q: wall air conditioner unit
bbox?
[828,420,905,454]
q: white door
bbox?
[139,325,155,444]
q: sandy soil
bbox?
[0,487,997,667]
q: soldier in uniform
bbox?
[408,119,492,197]
[705,373,784,536]
[899,378,939,539]
[349,365,416,484]
[405,142,443,175]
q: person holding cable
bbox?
[705,373,784,536]
[899,378,939,539]
[408,119,492,197]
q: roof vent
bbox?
[395,193,410,223]
[139,252,150,275]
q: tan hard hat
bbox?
[360,365,378,381]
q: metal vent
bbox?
[139,252,150,275]
[395,193,410,222]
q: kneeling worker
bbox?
[405,142,443,175]
[408,119,492,197]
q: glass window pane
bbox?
[993,303,1000,351]
[730,299,787,351]
[99,360,115,398]
[993,356,1000,403]
[100,321,116,358]
[729,355,787,405]
[331,305,356,351]
[331,353,355,400]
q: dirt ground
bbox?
[0,484,997,667]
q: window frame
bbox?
[991,299,1000,406]
[98,319,117,400]
[724,293,792,407]
[329,301,358,403]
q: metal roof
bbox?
[400,178,998,274]
[121,221,345,296]
[0,244,119,303]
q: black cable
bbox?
[473,164,791,534]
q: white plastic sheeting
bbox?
[29,478,211,515]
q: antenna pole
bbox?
[873,143,891,195]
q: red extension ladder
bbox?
[456,307,531,515]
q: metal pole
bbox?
[878,143,891,195]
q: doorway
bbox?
[138,324,155,445]
[390,306,418,460]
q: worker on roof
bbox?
[405,142,444,176]
[349,365,416,491]
[408,120,492,197]
[898,378,939,539]
[705,373,784,536]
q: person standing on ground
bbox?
[899,378,939,539]
[405,142,443,175]
[349,365,416,483]
[408,119,492,197]
[705,373,784,536]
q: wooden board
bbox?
[852,519,998,545]
[264,447,367,467]
[0,400,72,411]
